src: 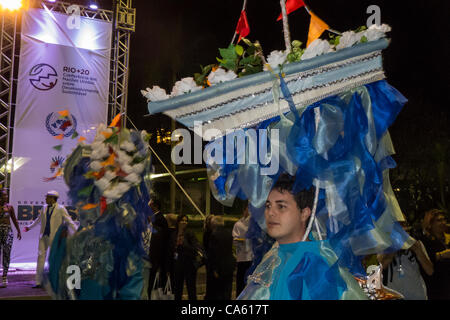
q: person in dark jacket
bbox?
[420,209,450,300]
[147,198,169,299]
[202,214,214,300]
[173,214,201,300]
[206,215,236,300]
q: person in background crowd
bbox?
[377,220,433,300]
[207,215,236,300]
[420,209,450,299]
[24,190,76,288]
[0,189,21,288]
[141,215,152,299]
[173,214,200,300]
[232,203,253,298]
[166,213,178,290]
[147,198,169,299]
[202,214,214,300]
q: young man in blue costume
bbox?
[237,173,367,300]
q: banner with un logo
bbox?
[9,8,112,266]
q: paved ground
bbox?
[0,270,50,300]
[0,266,237,300]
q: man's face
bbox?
[265,189,310,244]
[45,195,55,205]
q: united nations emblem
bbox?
[46,112,77,138]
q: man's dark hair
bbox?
[271,173,315,210]
[151,198,161,211]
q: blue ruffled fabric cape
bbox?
[207,79,414,295]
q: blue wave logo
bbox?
[29,63,58,91]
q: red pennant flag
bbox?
[277,0,305,21]
[235,10,250,42]
[100,196,107,215]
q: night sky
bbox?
[97,0,449,198]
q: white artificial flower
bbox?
[264,50,288,71]
[207,68,237,85]
[301,39,334,60]
[170,77,202,97]
[140,86,169,102]
[131,162,145,175]
[90,142,109,160]
[90,161,102,171]
[94,177,111,192]
[124,173,141,184]
[93,124,107,142]
[336,31,363,50]
[104,170,117,181]
[364,24,391,42]
[120,141,136,153]
[116,150,133,165]
[121,164,133,174]
[103,182,132,201]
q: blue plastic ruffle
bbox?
[207,79,412,276]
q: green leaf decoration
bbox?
[132,155,146,164]
[355,25,367,33]
[235,45,244,56]
[239,64,263,77]
[77,184,94,198]
[219,44,238,60]
[292,40,303,48]
[360,35,368,43]
[104,133,119,145]
[218,44,239,72]
[53,145,63,151]
[71,131,79,139]
[287,52,297,63]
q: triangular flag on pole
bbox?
[235,10,250,42]
[109,113,122,128]
[307,11,329,47]
[277,0,305,21]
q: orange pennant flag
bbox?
[307,11,329,47]
[82,203,99,210]
[78,136,87,142]
[101,153,116,167]
[57,110,70,117]
[109,113,122,128]
[54,134,64,140]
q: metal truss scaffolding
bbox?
[111,0,135,127]
[0,0,135,188]
[0,12,19,188]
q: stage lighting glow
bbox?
[89,3,98,10]
[0,0,23,11]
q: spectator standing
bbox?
[173,214,200,300]
[207,215,236,300]
[232,204,253,298]
[147,198,169,299]
[203,214,214,300]
[141,215,152,299]
[378,221,433,300]
[420,209,450,299]
[0,189,21,288]
[166,213,178,290]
